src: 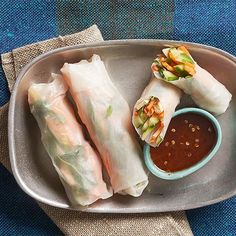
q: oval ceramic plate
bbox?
[9,40,236,213]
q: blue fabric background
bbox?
[0,0,235,235]
[56,0,175,39]
[0,164,63,235]
[174,0,236,55]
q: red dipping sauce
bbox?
[150,112,217,172]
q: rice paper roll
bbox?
[61,55,148,197]
[28,74,112,206]
[132,77,181,147]
[152,45,232,115]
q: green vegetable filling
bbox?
[106,105,113,117]
[133,97,164,145]
[152,45,196,81]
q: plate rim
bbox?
[8,39,236,212]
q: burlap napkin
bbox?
[0,25,193,236]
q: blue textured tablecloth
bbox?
[0,1,236,235]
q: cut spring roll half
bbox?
[133,78,181,147]
[152,45,232,115]
[61,55,148,197]
[28,74,112,207]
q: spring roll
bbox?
[132,78,181,147]
[151,45,232,115]
[61,55,148,197]
[28,74,112,206]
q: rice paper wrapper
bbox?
[154,64,232,115]
[28,74,112,207]
[133,77,182,147]
[61,55,148,197]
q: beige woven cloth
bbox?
[0,25,193,236]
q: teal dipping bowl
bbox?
[144,107,222,180]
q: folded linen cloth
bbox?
[0,24,193,236]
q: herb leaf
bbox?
[106,105,113,117]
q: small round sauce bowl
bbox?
[144,107,222,180]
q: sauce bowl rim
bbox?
[143,107,222,180]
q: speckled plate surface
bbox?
[8,40,236,212]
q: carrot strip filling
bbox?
[151,45,196,81]
[133,97,164,145]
